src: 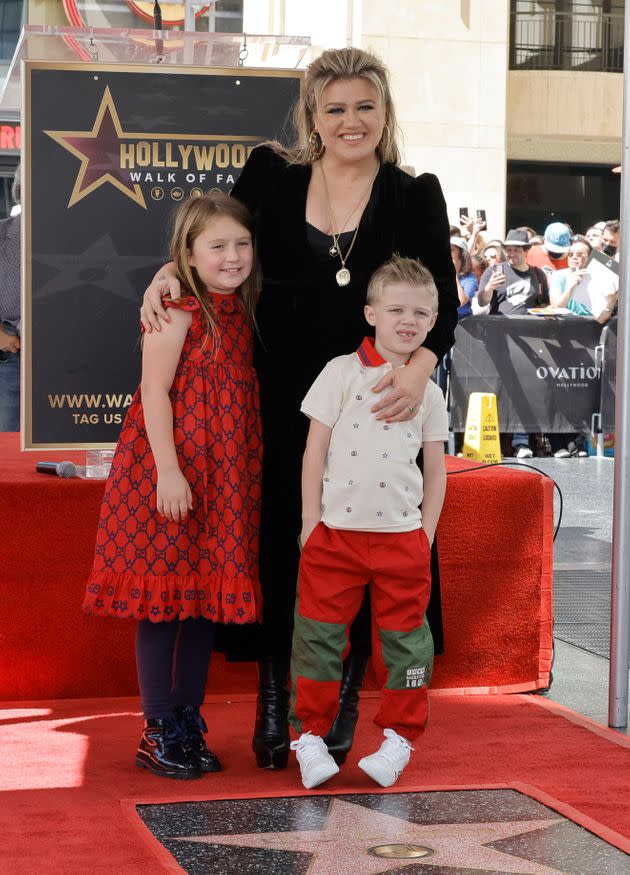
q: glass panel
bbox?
[0,26,311,115]
[67,0,243,33]
[68,0,243,33]
[0,0,25,61]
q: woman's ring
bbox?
[408,405,416,414]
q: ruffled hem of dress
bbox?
[83,571,262,624]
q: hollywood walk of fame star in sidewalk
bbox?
[170,797,566,874]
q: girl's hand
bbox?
[140,264,182,333]
[370,364,429,422]
[156,468,193,522]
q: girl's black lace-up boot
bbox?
[175,705,222,773]
[135,716,202,779]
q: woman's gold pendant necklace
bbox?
[336,267,351,286]
[320,163,379,287]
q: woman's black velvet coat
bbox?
[225,145,457,659]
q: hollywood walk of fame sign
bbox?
[23,60,301,448]
[134,789,630,874]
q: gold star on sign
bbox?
[45,87,146,209]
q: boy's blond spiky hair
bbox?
[366,255,439,311]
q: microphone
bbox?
[153,0,164,59]
[36,461,78,479]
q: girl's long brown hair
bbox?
[169,191,259,351]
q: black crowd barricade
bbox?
[449,316,604,432]
[599,317,617,433]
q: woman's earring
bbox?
[308,130,324,161]
[379,123,391,156]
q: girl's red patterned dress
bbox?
[83,292,262,624]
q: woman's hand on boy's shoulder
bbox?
[370,362,428,423]
[141,264,182,333]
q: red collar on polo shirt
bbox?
[356,336,409,368]
[356,337,386,367]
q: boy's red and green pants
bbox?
[289,523,433,742]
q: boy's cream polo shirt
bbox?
[301,337,449,533]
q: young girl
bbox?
[83,192,262,780]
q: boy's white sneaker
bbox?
[290,732,340,789]
[358,728,413,788]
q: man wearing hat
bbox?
[527,222,570,276]
[477,229,549,315]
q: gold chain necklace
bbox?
[320,163,379,287]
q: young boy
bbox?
[289,256,448,790]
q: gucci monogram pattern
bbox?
[83,292,262,624]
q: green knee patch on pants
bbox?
[379,619,434,690]
[292,614,347,682]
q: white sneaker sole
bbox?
[301,758,339,789]
[358,755,398,788]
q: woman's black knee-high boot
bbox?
[252,657,290,769]
[324,651,369,765]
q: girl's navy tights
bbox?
[135,617,215,719]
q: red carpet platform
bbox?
[0,433,553,699]
[0,693,628,873]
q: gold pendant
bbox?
[336,267,351,286]
[329,245,338,257]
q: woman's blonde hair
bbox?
[169,191,258,350]
[271,47,401,166]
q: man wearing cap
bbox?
[477,228,549,315]
[526,222,570,276]
[477,229,551,460]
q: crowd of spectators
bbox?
[1,187,620,460]
[450,214,620,458]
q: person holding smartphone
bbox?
[477,229,549,459]
[549,235,617,323]
[458,208,487,256]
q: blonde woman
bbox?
[141,47,457,772]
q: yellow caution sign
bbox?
[462,392,501,464]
